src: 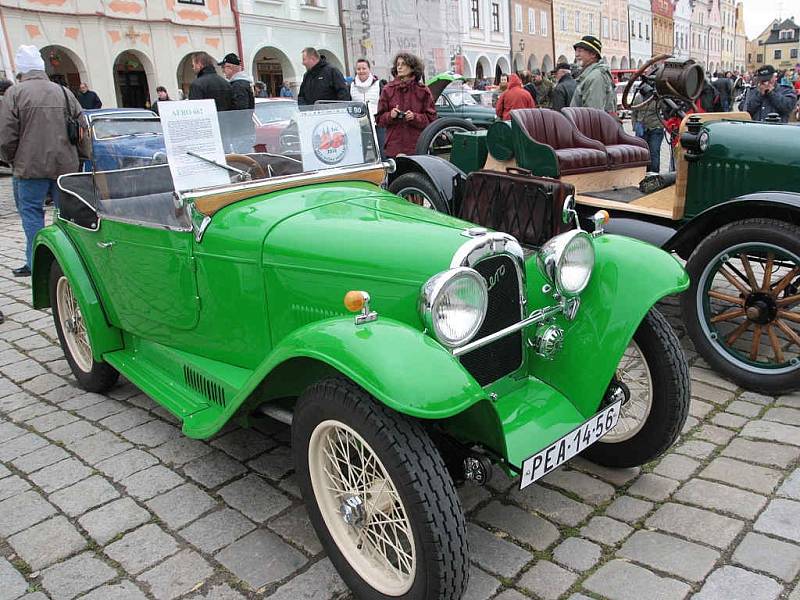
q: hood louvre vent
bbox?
[183,366,226,407]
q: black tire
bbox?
[50,262,119,393]
[583,309,689,468]
[681,218,800,394]
[292,377,468,600]
[388,172,450,213]
[415,117,477,157]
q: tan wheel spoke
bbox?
[740,254,759,289]
[710,308,745,324]
[775,319,800,349]
[778,294,800,307]
[762,253,774,291]
[766,325,785,363]
[708,290,744,305]
[772,267,800,296]
[726,319,752,345]
[750,325,763,361]
[778,309,800,323]
[718,266,752,296]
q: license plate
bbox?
[519,400,622,489]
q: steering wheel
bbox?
[225,153,267,181]
[621,53,673,111]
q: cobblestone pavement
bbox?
[1,173,800,600]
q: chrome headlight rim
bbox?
[420,267,488,349]
[537,230,595,297]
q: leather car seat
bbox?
[562,107,650,170]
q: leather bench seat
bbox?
[554,147,609,175]
[563,107,650,170]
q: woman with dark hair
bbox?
[375,53,436,157]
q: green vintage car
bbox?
[33,102,689,600]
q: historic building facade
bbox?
[706,0,722,73]
[651,0,673,58]
[719,0,735,71]
[601,0,630,69]
[673,0,692,60]
[510,0,555,74]
[552,0,600,65]
[756,18,800,73]
[733,1,746,72]
[628,0,652,68]
[458,0,512,81]
[0,0,236,107]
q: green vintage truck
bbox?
[34,102,689,600]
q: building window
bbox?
[588,14,594,35]
[756,53,763,63]
[602,16,609,39]
[612,19,619,40]
[515,4,522,32]
[561,7,567,31]
[774,49,782,59]
[779,29,794,40]
[529,8,535,34]
[540,10,548,35]
[177,0,204,4]
[792,48,798,59]
[645,23,649,40]
[471,0,480,29]
[638,21,642,38]
[575,10,581,33]
[491,2,501,32]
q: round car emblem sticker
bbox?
[312,120,348,165]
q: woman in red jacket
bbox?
[376,53,437,157]
[495,73,535,120]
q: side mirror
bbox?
[562,195,580,229]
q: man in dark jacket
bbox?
[297,47,350,106]
[552,63,577,111]
[219,53,254,110]
[77,82,102,109]
[711,72,733,111]
[188,52,232,111]
[744,65,797,123]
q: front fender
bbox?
[388,155,465,214]
[31,226,123,360]
[528,234,689,416]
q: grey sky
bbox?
[740,0,795,40]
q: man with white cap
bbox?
[0,45,82,277]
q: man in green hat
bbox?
[570,35,615,113]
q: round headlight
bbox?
[538,231,595,296]
[421,268,488,348]
[698,131,709,152]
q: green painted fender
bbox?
[31,227,123,361]
[183,316,488,438]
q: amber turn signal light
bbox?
[595,210,610,225]
[344,290,370,313]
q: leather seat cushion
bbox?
[555,148,608,175]
[606,144,650,169]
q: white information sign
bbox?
[296,108,365,171]
[158,100,230,192]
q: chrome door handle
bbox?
[96,241,114,249]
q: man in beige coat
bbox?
[0,45,82,276]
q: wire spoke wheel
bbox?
[699,242,800,374]
[56,276,93,373]
[602,340,653,444]
[309,420,416,596]
[427,126,468,159]
[395,186,434,209]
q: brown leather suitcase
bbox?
[457,168,575,247]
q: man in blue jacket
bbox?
[744,65,797,123]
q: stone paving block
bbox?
[179,508,256,554]
[146,483,216,529]
[645,502,744,549]
[105,524,179,574]
[627,473,679,501]
[726,400,763,418]
[0,490,56,536]
[15,334,52,351]
[741,420,800,446]
[46,420,101,444]
[267,505,323,555]
[218,474,291,523]
[653,454,701,480]
[693,566,782,600]
[67,430,132,465]
[188,584,246,600]
[210,428,274,462]
[617,530,719,582]
[673,439,717,460]
[0,420,25,442]
[76,399,128,421]
[722,438,800,468]
[777,392,800,408]
[120,464,183,500]
[579,515,633,546]
[700,456,782,494]
[494,591,528,600]
[475,501,560,551]
[0,474,29,501]
[96,448,158,481]
[557,457,641,486]
[541,468,615,505]
[604,495,654,523]
[264,558,348,600]
[0,391,35,413]
[151,437,212,466]
[458,484,492,513]
[732,531,800,582]
[517,560,578,600]
[675,479,767,519]
[0,432,48,461]
[764,406,800,426]
[120,420,181,447]
[55,390,103,409]
[247,445,293,481]
[28,457,91,493]
[0,556,28,600]
[100,407,153,433]
[0,462,8,479]
[466,524,532,578]
[0,348,27,367]
[49,474,119,517]
[738,391,774,405]
[10,444,69,473]
[754,498,800,542]
[40,552,116,600]
[460,565,501,600]
[137,549,213,600]
[791,584,800,600]
[509,483,592,526]
[711,412,748,429]
[583,559,691,600]
[0,359,47,382]
[80,581,148,600]
[779,468,800,500]
[7,515,86,570]
[690,366,739,391]
[10,401,58,423]
[215,529,307,590]
[79,497,151,545]
[690,398,715,419]
[552,537,601,571]
[681,415,699,434]
[25,410,77,433]
[694,423,736,445]
[183,450,247,489]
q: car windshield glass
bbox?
[254,101,298,125]
[93,118,162,140]
[445,90,478,106]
